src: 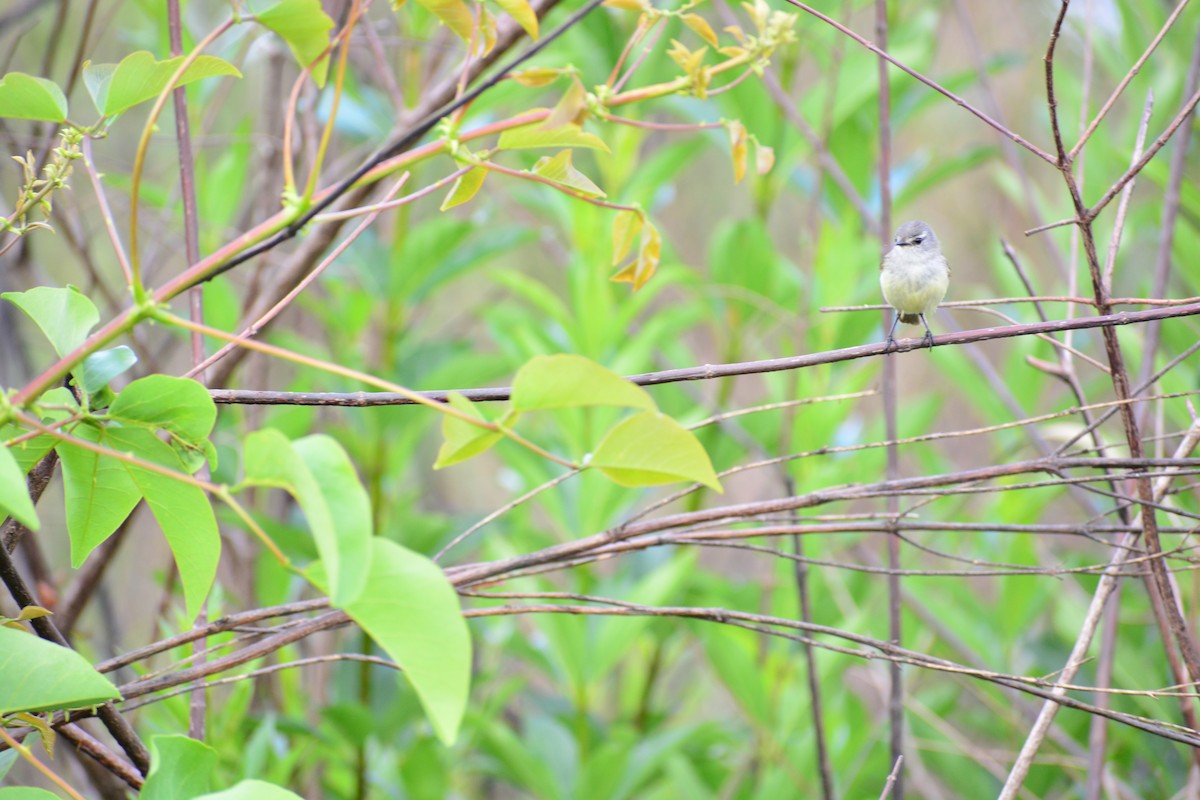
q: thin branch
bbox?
[209,303,1200,406]
[779,0,1055,163]
[1069,0,1192,158]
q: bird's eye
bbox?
[912,236,924,244]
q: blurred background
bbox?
[2,0,1199,796]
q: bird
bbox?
[880,220,950,350]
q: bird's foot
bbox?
[884,336,897,354]
[922,331,934,349]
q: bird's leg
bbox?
[919,313,934,348]
[885,313,901,353]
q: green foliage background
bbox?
[2,0,1200,797]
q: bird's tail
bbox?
[898,312,920,324]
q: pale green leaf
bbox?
[591,411,722,490]
[293,435,373,605]
[0,787,61,799]
[194,781,304,800]
[532,149,605,198]
[414,0,476,42]
[493,0,539,39]
[439,166,488,211]
[611,209,642,265]
[242,430,371,606]
[498,123,610,152]
[434,392,502,468]
[338,539,471,744]
[511,354,655,412]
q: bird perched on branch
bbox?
[880,220,950,350]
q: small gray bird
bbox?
[880,220,950,349]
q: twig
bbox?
[209,303,1200,406]
[1069,0,1192,158]
[1101,91,1153,292]
[779,0,1055,163]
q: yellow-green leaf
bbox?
[415,0,476,43]
[591,412,721,491]
[728,120,747,183]
[498,122,610,152]
[257,0,335,87]
[0,72,68,122]
[440,166,488,210]
[511,354,655,412]
[435,393,502,468]
[612,221,660,290]
[541,79,587,131]
[479,5,498,54]
[511,67,562,87]
[494,0,539,39]
[611,209,642,266]
[532,149,605,198]
[682,13,719,47]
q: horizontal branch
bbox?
[210,302,1200,407]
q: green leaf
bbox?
[242,430,371,606]
[0,426,55,476]
[0,788,62,799]
[0,390,74,475]
[439,166,488,211]
[498,124,610,152]
[611,209,642,265]
[105,427,219,619]
[435,393,503,469]
[108,375,216,451]
[256,0,335,88]
[80,61,115,115]
[3,286,98,359]
[193,781,305,800]
[88,51,242,117]
[532,150,605,197]
[0,73,68,122]
[293,435,373,603]
[0,446,38,531]
[79,346,138,394]
[591,412,722,490]
[58,422,143,566]
[493,0,539,39]
[414,0,476,42]
[511,354,655,412]
[339,539,471,744]
[141,735,217,800]
[0,626,121,715]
